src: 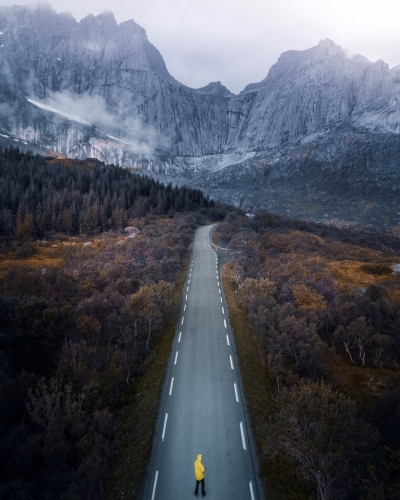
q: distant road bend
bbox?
[145,225,262,500]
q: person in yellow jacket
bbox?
[194,454,206,497]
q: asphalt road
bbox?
[145,225,261,500]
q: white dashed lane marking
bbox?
[240,422,247,450]
[162,229,252,493]
[162,414,168,441]
[249,481,255,500]
[234,382,239,402]
[151,472,159,500]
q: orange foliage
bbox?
[292,284,327,313]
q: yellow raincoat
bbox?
[194,454,205,480]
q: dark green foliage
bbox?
[0,147,214,239]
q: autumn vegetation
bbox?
[217,211,400,500]
[2,147,400,500]
[0,148,228,499]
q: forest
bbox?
[0,147,213,242]
[215,212,400,500]
[0,148,226,499]
[2,147,400,500]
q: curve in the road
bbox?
[144,225,263,500]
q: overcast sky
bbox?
[1,0,400,93]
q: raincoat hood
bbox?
[194,454,205,480]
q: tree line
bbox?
[0,147,214,240]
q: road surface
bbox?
[145,225,261,500]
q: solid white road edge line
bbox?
[162,414,168,441]
[230,355,234,369]
[226,335,230,346]
[249,480,255,500]
[169,377,174,395]
[174,352,179,365]
[240,421,247,450]
[224,319,227,328]
[234,382,239,402]
[178,332,182,342]
[151,471,159,500]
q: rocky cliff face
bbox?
[0,3,235,158]
[0,3,399,226]
[234,39,399,150]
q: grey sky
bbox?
[1,0,400,94]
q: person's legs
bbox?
[201,478,205,496]
[194,480,199,496]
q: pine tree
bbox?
[15,210,34,241]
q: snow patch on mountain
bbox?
[26,98,92,126]
[106,135,134,146]
[172,152,257,173]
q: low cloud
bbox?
[29,91,158,155]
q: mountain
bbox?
[0,3,399,226]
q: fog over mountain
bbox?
[0,3,399,226]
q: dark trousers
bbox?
[195,478,205,496]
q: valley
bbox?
[0,4,399,226]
